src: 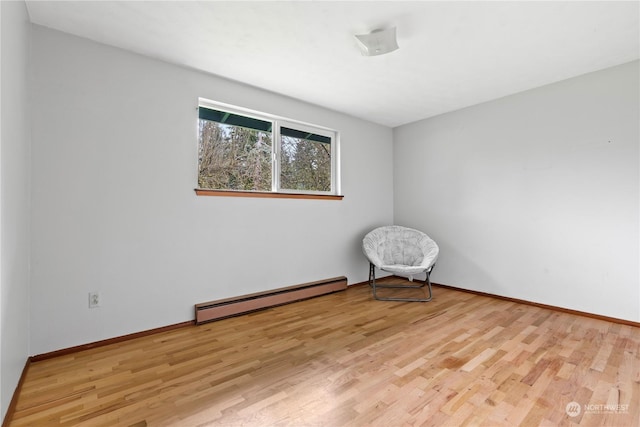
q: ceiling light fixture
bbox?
[354,27,399,56]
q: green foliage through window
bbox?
[198,117,272,191]
[280,130,331,192]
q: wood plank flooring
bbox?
[8,278,640,426]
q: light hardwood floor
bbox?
[8,279,640,426]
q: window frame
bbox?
[197,98,341,198]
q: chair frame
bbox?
[368,263,435,302]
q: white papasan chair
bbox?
[362,225,439,302]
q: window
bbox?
[197,99,340,198]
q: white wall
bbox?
[29,26,393,355]
[394,61,639,322]
[0,0,31,419]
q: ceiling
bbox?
[25,1,640,128]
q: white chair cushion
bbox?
[363,226,439,275]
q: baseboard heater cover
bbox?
[195,276,348,325]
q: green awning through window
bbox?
[199,107,272,133]
[281,127,331,144]
[199,107,331,144]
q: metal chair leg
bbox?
[368,263,433,302]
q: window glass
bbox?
[280,127,332,192]
[198,108,272,191]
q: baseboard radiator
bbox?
[195,276,348,325]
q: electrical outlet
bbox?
[89,292,100,308]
